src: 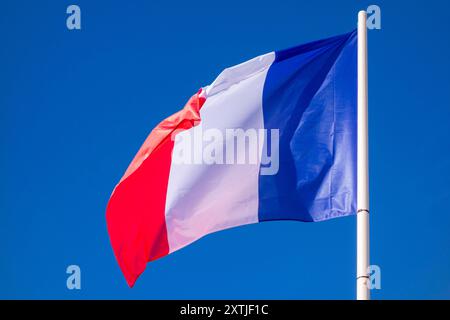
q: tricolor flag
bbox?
[107,30,358,287]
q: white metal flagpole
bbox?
[357,10,370,300]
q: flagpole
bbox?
[357,10,370,300]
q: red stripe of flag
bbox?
[106,90,205,287]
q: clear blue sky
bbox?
[1,0,449,299]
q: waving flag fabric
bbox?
[106,30,357,287]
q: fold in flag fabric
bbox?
[106,30,358,287]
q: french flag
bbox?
[106,30,357,287]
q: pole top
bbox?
[358,10,367,19]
